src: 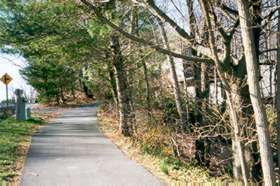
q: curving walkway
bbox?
[21,104,163,186]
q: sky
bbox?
[0,54,32,102]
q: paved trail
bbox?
[21,105,163,186]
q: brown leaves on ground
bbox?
[31,104,64,122]
[96,105,224,185]
[97,107,170,183]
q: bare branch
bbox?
[145,0,193,41]
[80,0,212,63]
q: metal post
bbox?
[6,84,8,108]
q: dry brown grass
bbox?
[96,105,232,185]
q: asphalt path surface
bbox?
[21,104,163,186]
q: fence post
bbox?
[15,89,27,121]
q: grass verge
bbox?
[0,117,44,185]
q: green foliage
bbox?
[142,143,162,156]
[0,0,114,103]
[160,160,169,175]
[87,19,111,41]
[162,97,179,125]
[0,0,163,106]
[21,60,77,103]
[160,157,184,175]
[0,117,43,181]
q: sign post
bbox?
[5,84,8,107]
[0,73,13,108]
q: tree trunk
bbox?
[131,6,152,121]
[232,139,242,179]
[108,64,119,107]
[229,82,249,182]
[251,0,262,81]
[71,86,76,100]
[236,0,276,184]
[181,45,190,111]
[214,67,218,105]
[200,62,209,110]
[60,88,65,104]
[142,60,152,118]
[276,0,280,176]
[186,0,202,122]
[111,34,134,137]
[193,62,202,121]
[158,20,188,131]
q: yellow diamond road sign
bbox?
[0,73,13,85]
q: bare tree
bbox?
[276,0,280,176]
[236,0,276,184]
[158,19,188,130]
[199,1,249,183]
